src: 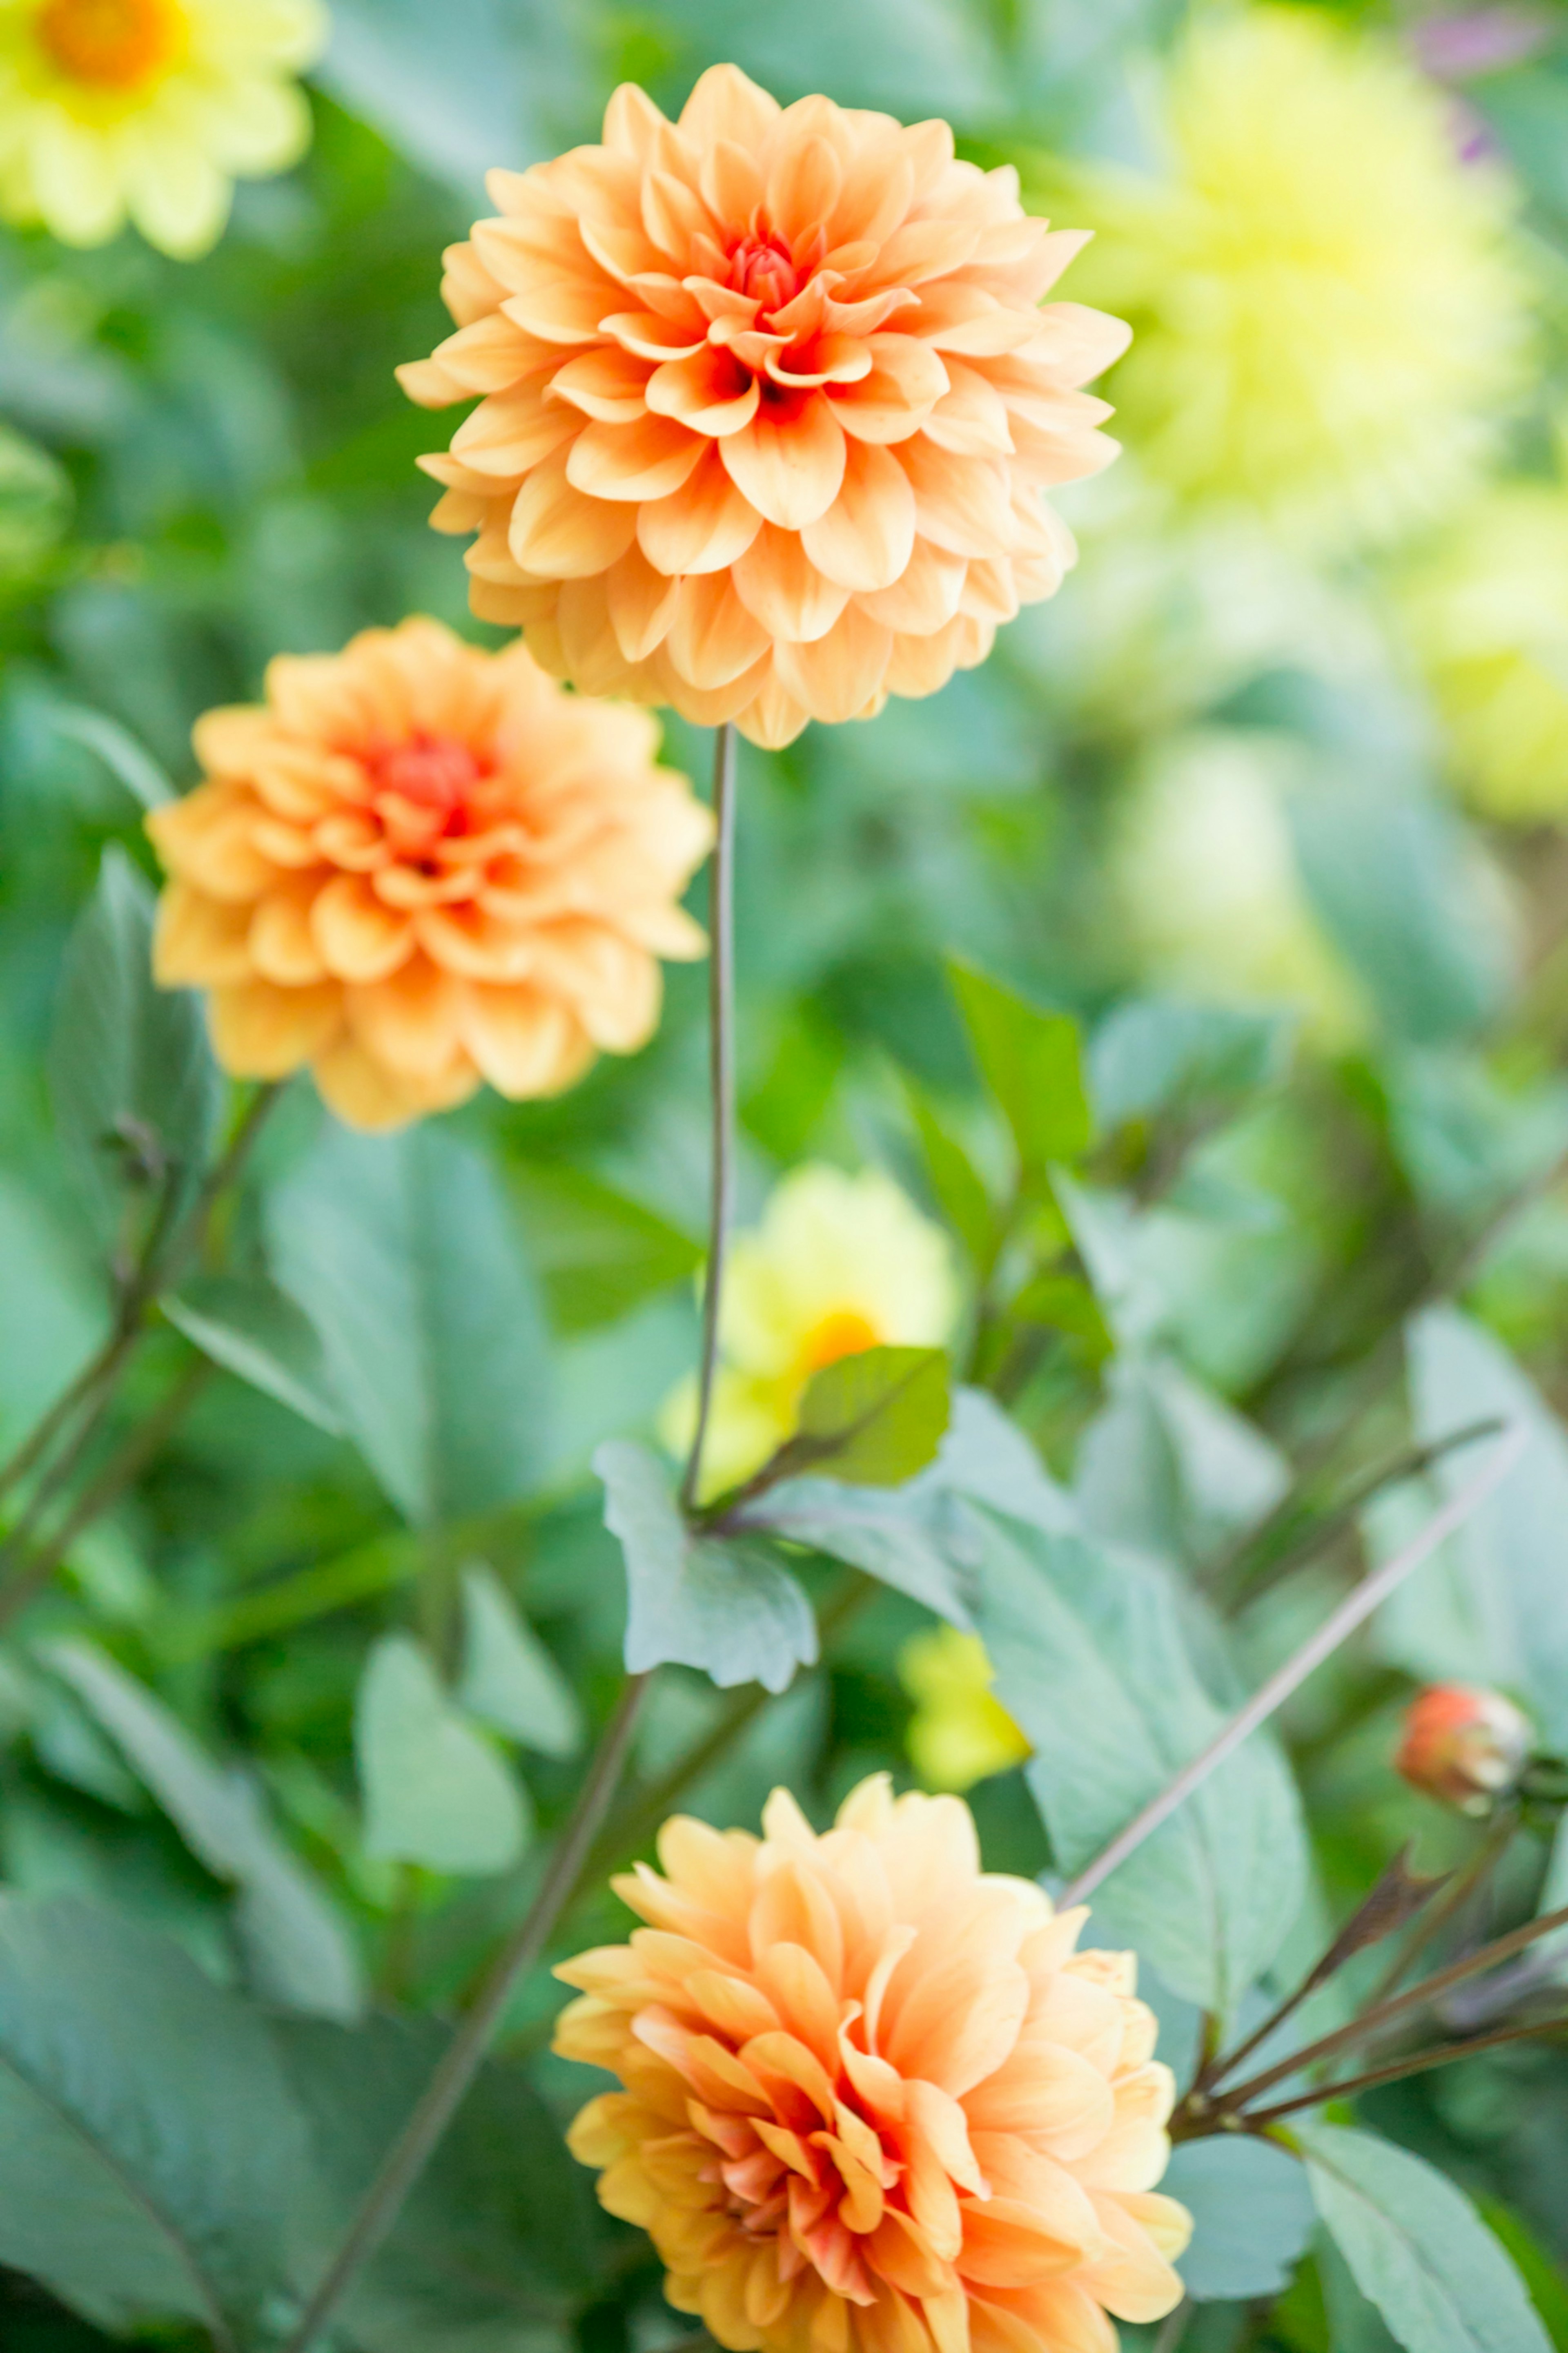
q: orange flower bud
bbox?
[1395,1684,1531,1814]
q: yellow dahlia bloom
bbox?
[146,617,712,1130]
[900,1628,1030,1796]
[557,1776,1190,2353]
[0,0,324,258]
[1048,7,1530,550]
[1397,482,1568,821]
[662,1164,959,1496]
[400,64,1128,749]
[1113,732,1366,1047]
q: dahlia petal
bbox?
[667,572,773,689]
[643,168,717,265]
[688,1969,784,2042]
[959,559,1021,626]
[905,284,1042,359]
[189,707,282,783]
[722,393,847,531]
[743,2031,839,2128]
[426,313,555,395]
[1009,421,1120,489]
[773,606,893,723]
[830,149,916,249]
[802,441,917,593]
[650,649,775,726]
[961,2042,1113,2158]
[639,443,765,574]
[733,526,851,644]
[680,63,784,152]
[153,882,255,987]
[866,2208,952,2299]
[1073,2195,1186,2324]
[924,362,1015,458]
[749,1856,846,1988]
[856,538,966,633]
[868,219,981,289]
[209,978,341,1078]
[441,241,510,327]
[601,308,708,362]
[754,1942,842,2069]
[556,575,642,694]
[452,383,578,476]
[311,1034,476,1131]
[969,2286,1112,2353]
[578,213,668,288]
[700,139,765,232]
[493,274,617,344]
[606,544,684,661]
[958,2200,1087,2289]
[647,347,761,436]
[567,413,706,501]
[732,670,811,751]
[461,983,593,1097]
[147,782,278,901]
[250,883,329,986]
[345,957,466,1078]
[829,337,949,445]
[473,578,559,627]
[398,350,465,408]
[548,346,656,421]
[768,136,844,245]
[882,616,981,699]
[898,441,1016,558]
[510,453,639,577]
[906,2081,987,2194]
[766,335,874,392]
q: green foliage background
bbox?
[8,0,1568,2349]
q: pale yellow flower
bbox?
[900,1626,1031,1794]
[555,1775,1191,2353]
[1113,731,1366,1047]
[662,1164,958,1497]
[0,0,325,257]
[1397,481,1568,822]
[1044,7,1530,551]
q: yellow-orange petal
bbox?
[639,444,764,574]
[773,604,892,722]
[509,452,639,577]
[733,525,850,644]
[721,393,846,531]
[209,979,342,1078]
[567,413,707,502]
[801,439,917,593]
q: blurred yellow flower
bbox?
[0,0,324,257]
[900,1624,1030,1792]
[1046,7,1530,550]
[662,1163,958,1497]
[1397,481,1568,821]
[1114,730,1366,1046]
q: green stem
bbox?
[1363,1805,1519,2013]
[1235,2015,1568,2130]
[680,721,738,1517]
[281,1673,652,2353]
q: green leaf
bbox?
[1164,2134,1314,2302]
[947,956,1092,1184]
[47,846,220,1235]
[268,1122,553,1527]
[1301,2122,1553,2353]
[510,1161,702,1333]
[457,1563,584,1758]
[972,1509,1306,2013]
[1091,997,1292,1133]
[0,1895,308,2345]
[1396,1306,1568,1745]
[275,2009,596,2353]
[794,1344,950,1486]
[355,1633,530,1875]
[1005,1271,1113,1367]
[161,1270,345,1435]
[597,1439,817,1693]
[1076,1354,1290,1575]
[904,1081,996,1264]
[1477,2199,1568,2352]
[40,1639,363,2021]
[50,704,175,810]
[746,1479,975,1627]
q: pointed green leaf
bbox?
[51,705,175,810]
[947,957,1091,1184]
[356,1634,530,1875]
[598,1440,817,1694]
[458,1564,584,1758]
[510,1161,702,1332]
[795,1344,950,1486]
[48,846,220,1235]
[1301,2122,1552,2353]
[162,1270,345,1435]
[903,1081,996,1264]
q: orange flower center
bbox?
[798,1308,882,1375]
[33,0,183,88]
[726,227,803,312]
[370,735,484,842]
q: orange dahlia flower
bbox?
[555,1776,1190,2353]
[146,617,712,1129]
[399,67,1129,750]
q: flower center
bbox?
[372,736,482,836]
[33,0,183,89]
[726,227,801,314]
[798,1308,882,1376]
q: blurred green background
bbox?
[9,0,1568,2346]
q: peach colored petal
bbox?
[733,526,851,643]
[666,571,773,689]
[639,444,764,574]
[721,393,846,531]
[153,883,255,988]
[802,439,917,592]
[210,979,342,1077]
[509,452,640,576]
[567,413,707,501]
[774,605,893,723]
[856,538,966,633]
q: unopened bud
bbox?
[1395,1684,1532,1814]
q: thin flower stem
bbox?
[680,721,738,1517]
[1236,2015,1568,2129]
[1363,1805,1519,2013]
[1059,1421,1528,1908]
[282,1673,653,2353]
[1216,1894,1568,2115]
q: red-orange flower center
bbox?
[370,735,484,840]
[34,0,183,88]
[726,226,803,314]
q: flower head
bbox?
[146,616,712,1130]
[556,1775,1190,2353]
[900,1628,1030,1795]
[0,0,325,256]
[1396,1683,1532,1813]
[662,1164,959,1495]
[1047,8,1530,550]
[399,65,1128,749]
[1397,482,1568,821]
